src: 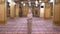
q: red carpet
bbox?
[0,17,60,34]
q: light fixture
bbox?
[13,2,16,5]
[9,2,16,6]
[35,0,38,7]
[50,0,54,3]
[7,0,11,3]
[23,3,25,6]
[41,3,45,6]
[39,1,42,2]
[21,1,24,4]
[28,1,31,6]
[35,0,38,4]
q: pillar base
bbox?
[53,21,60,26]
[44,17,51,19]
[10,17,14,19]
[0,21,6,25]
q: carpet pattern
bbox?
[0,17,60,34]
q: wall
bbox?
[40,3,45,18]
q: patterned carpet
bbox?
[0,17,60,34]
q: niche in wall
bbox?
[41,6,44,8]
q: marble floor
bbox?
[0,17,60,34]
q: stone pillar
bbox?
[0,0,7,25]
[10,0,15,19]
[39,0,42,17]
[31,5,34,16]
[22,4,28,17]
[16,3,19,17]
[19,4,22,17]
[33,7,40,17]
[44,3,51,19]
[53,0,60,25]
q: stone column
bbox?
[33,7,40,17]
[53,0,60,25]
[0,0,7,25]
[16,3,19,17]
[31,5,34,16]
[22,4,28,17]
[44,3,51,19]
[37,7,40,17]
[19,4,22,17]
[10,0,15,19]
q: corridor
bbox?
[0,0,60,34]
[0,17,60,34]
